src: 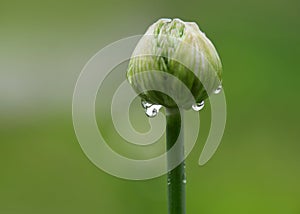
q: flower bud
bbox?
[127,18,222,109]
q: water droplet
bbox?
[145,104,162,118]
[214,85,222,94]
[141,100,152,109]
[167,178,171,185]
[192,101,205,111]
[182,172,187,184]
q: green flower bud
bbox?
[127,18,222,109]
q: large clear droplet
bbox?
[145,104,162,118]
[141,100,152,109]
[214,85,222,94]
[192,101,205,111]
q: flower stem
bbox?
[166,108,186,214]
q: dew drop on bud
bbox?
[192,101,205,111]
[141,99,153,109]
[145,104,162,118]
[214,85,222,94]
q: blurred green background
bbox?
[1,0,300,213]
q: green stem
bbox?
[166,108,186,214]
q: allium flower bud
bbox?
[127,18,222,109]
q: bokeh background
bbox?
[1,0,300,213]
